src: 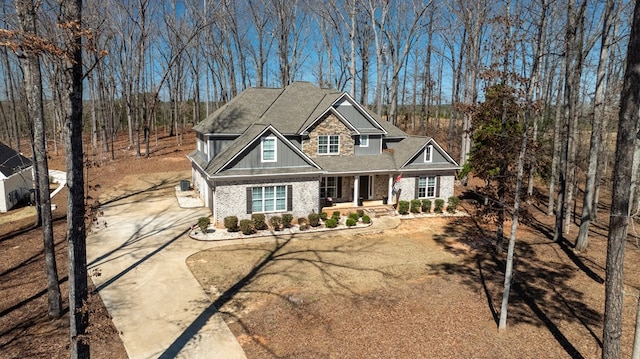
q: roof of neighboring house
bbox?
[0,142,32,179]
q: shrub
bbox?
[332,211,341,219]
[447,196,461,213]
[297,217,309,231]
[282,214,293,228]
[325,218,338,228]
[269,216,282,231]
[356,209,365,218]
[308,213,321,227]
[434,199,445,213]
[348,212,359,221]
[398,200,410,215]
[252,213,268,230]
[320,212,329,221]
[421,199,432,213]
[223,216,238,232]
[346,218,357,227]
[410,199,421,213]
[239,219,255,235]
[197,217,211,231]
[362,215,371,224]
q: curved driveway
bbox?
[86,172,246,359]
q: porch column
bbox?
[353,176,359,207]
[388,175,394,203]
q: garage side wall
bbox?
[213,177,319,225]
[396,173,456,202]
[0,169,32,212]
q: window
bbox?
[261,137,276,162]
[320,176,340,198]
[251,185,287,213]
[360,135,369,147]
[424,145,433,162]
[418,176,436,198]
[318,135,340,154]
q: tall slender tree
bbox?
[602,0,639,357]
[14,0,62,320]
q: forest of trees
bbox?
[1,0,639,357]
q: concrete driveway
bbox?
[86,172,246,359]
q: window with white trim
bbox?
[318,135,339,154]
[252,185,287,212]
[424,145,433,162]
[320,176,338,198]
[360,135,369,147]
[261,136,276,162]
[418,176,436,198]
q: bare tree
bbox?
[13,0,62,320]
[602,1,640,356]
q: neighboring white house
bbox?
[0,142,32,212]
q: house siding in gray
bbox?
[354,135,382,155]
[334,100,382,133]
[213,177,319,224]
[405,145,451,167]
[227,133,313,170]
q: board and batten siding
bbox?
[354,135,382,155]
[404,145,451,167]
[227,135,312,170]
[334,99,383,133]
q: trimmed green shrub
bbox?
[447,196,461,213]
[356,209,365,218]
[239,219,255,235]
[332,211,341,218]
[346,218,357,227]
[362,215,371,224]
[308,213,321,227]
[325,218,338,228]
[223,216,238,232]
[434,199,445,213]
[320,212,329,221]
[197,217,211,231]
[298,217,309,231]
[398,200,410,215]
[348,212,359,221]
[410,199,421,213]
[251,213,268,230]
[421,199,432,213]
[269,216,282,231]
[282,214,293,228]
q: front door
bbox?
[359,175,372,200]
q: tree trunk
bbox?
[575,0,615,252]
[15,0,63,320]
[602,1,640,356]
[58,0,89,357]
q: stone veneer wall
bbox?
[213,177,319,225]
[372,174,390,199]
[302,114,354,158]
[396,174,456,203]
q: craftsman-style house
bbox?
[188,82,460,224]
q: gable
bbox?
[207,125,321,177]
[225,129,315,170]
[332,97,385,134]
[394,137,460,170]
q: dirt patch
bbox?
[188,209,640,358]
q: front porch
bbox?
[320,174,398,209]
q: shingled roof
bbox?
[0,142,31,179]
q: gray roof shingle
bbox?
[0,142,32,178]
